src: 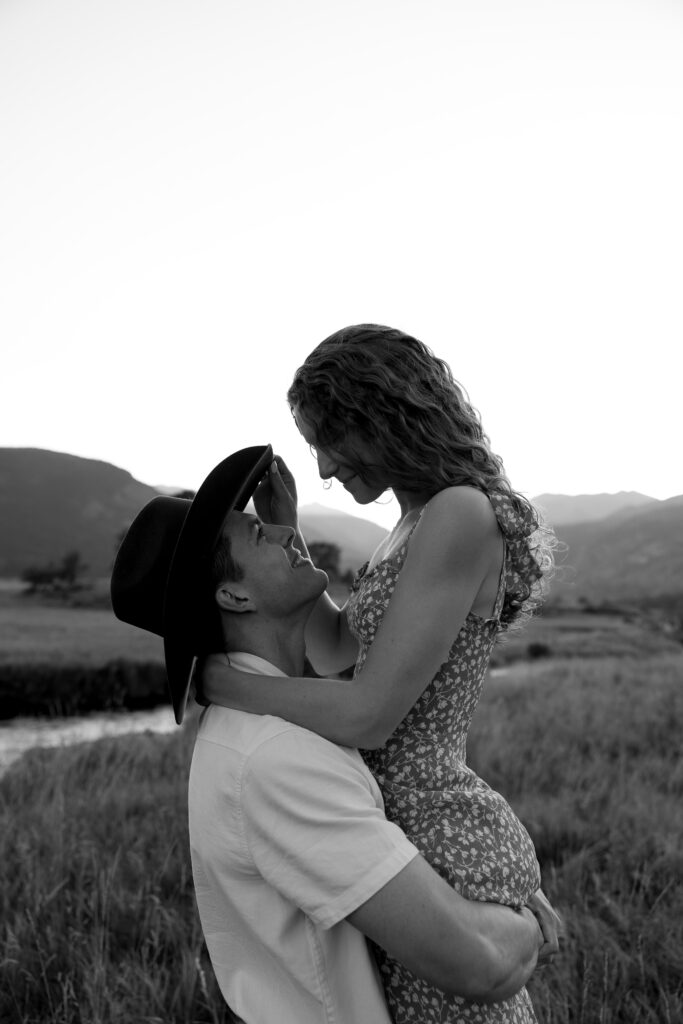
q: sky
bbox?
[2,0,682,530]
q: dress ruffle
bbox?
[487,490,544,627]
[352,490,545,626]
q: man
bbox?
[112,445,557,1024]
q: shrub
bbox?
[0,660,168,718]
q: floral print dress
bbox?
[345,492,542,1023]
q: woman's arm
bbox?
[302,588,359,676]
[204,486,501,747]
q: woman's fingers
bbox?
[271,455,298,503]
[252,476,274,521]
[267,459,298,520]
[250,458,299,528]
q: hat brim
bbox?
[162,444,273,724]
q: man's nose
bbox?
[266,523,296,546]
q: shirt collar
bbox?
[224,651,288,677]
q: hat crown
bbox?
[110,445,273,724]
[111,496,191,636]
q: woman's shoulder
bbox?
[423,485,498,529]
[411,486,500,558]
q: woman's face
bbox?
[292,406,387,505]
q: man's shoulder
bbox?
[196,704,300,754]
[196,705,364,773]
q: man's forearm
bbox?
[349,857,541,1002]
[425,896,539,1002]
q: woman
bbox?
[203,324,559,1022]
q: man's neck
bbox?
[222,617,307,677]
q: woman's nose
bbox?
[316,449,338,480]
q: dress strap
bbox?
[390,504,428,569]
[361,504,428,577]
[406,503,428,539]
[491,542,508,621]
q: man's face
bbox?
[217,510,328,618]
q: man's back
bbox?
[189,681,418,1024]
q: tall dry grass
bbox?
[1,652,682,1022]
[0,713,234,1024]
[469,653,683,1023]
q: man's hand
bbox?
[253,456,298,529]
[526,888,563,966]
[349,858,545,1002]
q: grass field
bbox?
[1,647,682,1022]
[489,607,682,666]
[1,593,682,1021]
[469,654,683,1022]
[3,588,680,671]
[0,590,163,668]
[0,590,166,716]
[0,709,230,1024]
[0,592,168,717]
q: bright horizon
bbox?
[2,439,678,535]
[3,0,682,531]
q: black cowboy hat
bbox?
[111,445,273,724]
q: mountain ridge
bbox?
[551,496,683,605]
[1,449,680,610]
[533,490,656,526]
[0,448,159,578]
[0,449,388,578]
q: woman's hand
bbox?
[253,455,298,529]
[525,888,563,966]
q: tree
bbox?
[21,550,89,598]
[307,542,343,581]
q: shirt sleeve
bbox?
[240,728,419,929]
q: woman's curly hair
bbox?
[287,324,558,627]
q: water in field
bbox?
[0,707,178,776]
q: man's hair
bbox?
[210,530,244,589]
[192,530,244,655]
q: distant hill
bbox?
[298,503,388,572]
[552,496,683,606]
[0,449,159,578]
[1,449,680,612]
[0,450,388,580]
[533,491,656,526]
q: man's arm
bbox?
[242,729,553,1003]
[347,855,543,1004]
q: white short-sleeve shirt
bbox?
[188,652,419,1024]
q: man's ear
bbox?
[215,583,256,614]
